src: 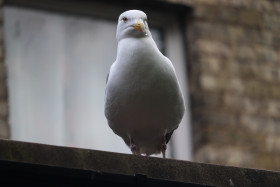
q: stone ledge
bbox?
[0,139,280,186]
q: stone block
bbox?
[192,92,223,107]
[223,94,244,111]
[260,66,280,82]
[192,21,229,42]
[240,115,280,135]
[266,136,280,153]
[271,86,280,98]
[223,94,260,114]
[208,125,268,152]
[273,35,280,49]
[197,110,237,127]
[194,0,220,5]
[228,28,274,47]
[239,63,260,79]
[253,0,274,12]
[199,74,219,91]
[243,97,260,115]
[264,100,280,118]
[194,145,254,167]
[227,77,244,94]
[259,31,273,46]
[200,56,222,73]
[244,80,271,98]
[238,10,262,27]
[263,13,280,33]
[219,8,238,23]
[195,39,231,58]
[227,26,245,43]
[219,0,253,8]
[236,45,256,62]
[275,1,280,13]
[226,61,240,76]
[255,45,278,63]
[205,126,236,145]
[255,153,280,170]
[194,6,217,19]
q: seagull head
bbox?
[116,10,151,41]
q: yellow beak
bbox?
[131,20,145,32]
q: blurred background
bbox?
[0,0,279,171]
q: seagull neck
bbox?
[117,37,158,58]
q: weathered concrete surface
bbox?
[0,139,279,186]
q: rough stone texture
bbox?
[177,0,280,171]
[0,0,9,139]
[1,139,280,187]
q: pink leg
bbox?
[130,137,140,155]
[160,136,167,159]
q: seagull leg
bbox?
[130,137,140,155]
[160,136,167,159]
[161,145,167,159]
[131,144,139,155]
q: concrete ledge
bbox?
[0,139,280,186]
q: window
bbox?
[3,1,192,160]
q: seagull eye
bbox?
[122,17,128,22]
[144,18,147,22]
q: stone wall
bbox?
[0,0,9,139]
[180,0,280,170]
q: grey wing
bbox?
[165,130,175,144]
[105,71,109,95]
[105,65,112,95]
[106,68,110,84]
[106,62,116,84]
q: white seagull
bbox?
[104,10,185,158]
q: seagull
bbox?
[104,10,185,158]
